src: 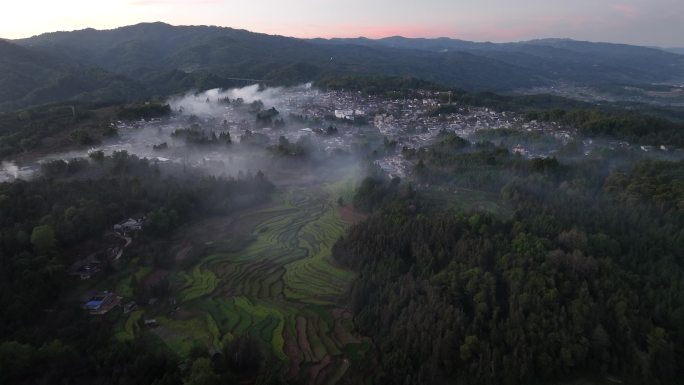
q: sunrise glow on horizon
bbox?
[2,0,683,46]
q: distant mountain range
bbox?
[2,22,683,111]
[666,48,684,55]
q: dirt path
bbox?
[109,232,132,260]
[174,242,193,264]
[283,329,301,379]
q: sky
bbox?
[2,0,683,47]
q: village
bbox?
[171,87,582,179]
[250,88,577,178]
[69,216,144,315]
[279,88,682,177]
[4,85,681,185]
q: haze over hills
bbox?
[324,36,684,84]
[2,22,684,111]
[666,48,684,55]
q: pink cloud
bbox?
[233,8,636,43]
[279,21,564,43]
[611,3,640,19]
[282,23,454,39]
[265,9,613,43]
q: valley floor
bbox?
[112,177,371,384]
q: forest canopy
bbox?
[333,148,684,385]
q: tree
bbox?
[30,224,56,255]
[88,150,105,164]
[185,358,220,385]
[222,336,262,375]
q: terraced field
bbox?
[123,179,369,384]
[114,310,144,342]
[177,265,219,302]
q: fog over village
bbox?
[3,83,682,184]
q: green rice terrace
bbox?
[112,178,371,384]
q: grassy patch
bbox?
[177,265,218,302]
[152,316,220,358]
[342,340,370,360]
[283,201,354,304]
[114,310,144,341]
[116,267,152,298]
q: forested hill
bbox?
[323,37,684,85]
[12,22,543,96]
[3,22,683,111]
[665,48,684,55]
[0,40,145,112]
[333,143,684,384]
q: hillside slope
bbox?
[0,39,145,111]
[4,23,683,111]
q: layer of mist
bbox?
[2,83,682,184]
[1,83,364,184]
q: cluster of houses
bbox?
[70,216,147,315]
[113,216,145,236]
[82,291,122,315]
[334,109,365,121]
[69,216,145,282]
